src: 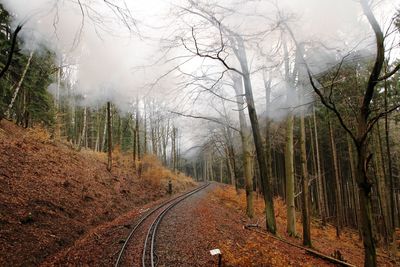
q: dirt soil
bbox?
[0,121,195,267]
[40,183,397,266]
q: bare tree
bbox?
[5,51,34,119]
[0,24,22,81]
[107,101,112,171]
[285,1,400,265]
[179,1,277,233]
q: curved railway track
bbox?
[114,183,210,267]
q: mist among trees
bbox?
[1,0,400,266]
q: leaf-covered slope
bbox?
[0,120,195,266]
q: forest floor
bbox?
[1,120,399,266]
[40,183,399,266]
[211,185,399,266]
[0,120,195,266]
[40,183,333,267]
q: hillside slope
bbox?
[0,121,195,266]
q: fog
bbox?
[1,0,398,152]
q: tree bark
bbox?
[233,73,254,218]
[234,35,276,233]
[357,1,385,265]
[162,121,169,165]
[263,72,275,196]
[143,99,148,154]
[172,127,177,172]
[312,107,327,225]
[0,25,23,81]
[384,75,396,234]
[136,98,141,162]
[107,102,112,171]
[78,106,87,150]
[373,124,390,244]
[300,112,311,246]
[329,119,343,237]
[224,126,237,189]
[347,134,361,236]
[285,113,296,236]
[6,51,34,119]
[283,37,296,236]
[101,108,107,152]
[133,112,137,163]
[95,108,100,152]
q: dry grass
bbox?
[79,146,195,191]
[141,154,195,190]
[23,125,52,144]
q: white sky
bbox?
[1,0,399,155]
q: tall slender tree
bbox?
[107,101,112,171]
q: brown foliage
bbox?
[24,126,52,143]
[212,186,396,266]
[0,120,195,266]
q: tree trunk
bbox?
[204,154,208,181]
[373,124,390,244]
[358,2,385,264]
[136,98,141,162]
[300,113,311,246]
[285,113,296,236]
[106,102,112,171]
[193,161,198,181]
[117,116,122,147]
[133,112,137,163]
[234,35,276,233]
[101,108,107,152]
[6,51,34,119]
[219,159,223,183]
[357,142,376,266]
[282,37,296,236]
[225,146,235,187]
[329,119,343,237]
[209,152,214,181]
[151,127,157,155]
[172,127,177,172]
[143,99,148,155]
[78,106,87,150]
[162,121,169,165]
[263,72,275,196]
[384,74,396,235]
[224,126,237,189]
[347,134,362,236]
[233,73,254,218]
[54,60,62,140]
[94,107,101,152]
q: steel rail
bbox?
[143,183,209,267]
[114,183,209,267]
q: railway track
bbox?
[114,182,210,267]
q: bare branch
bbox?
[169,111,240,132]
[0,25,23,80]
[182,27,243,75]
[367,104,400,133]
[72,0,85,49]
[283,23,357,143]
[360,0,385,118]
[378,63,400,81]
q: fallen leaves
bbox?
[0,120,195,266]
[212,184,397,266]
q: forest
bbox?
[0,0,400,266]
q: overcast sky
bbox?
[1,0,398,154]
